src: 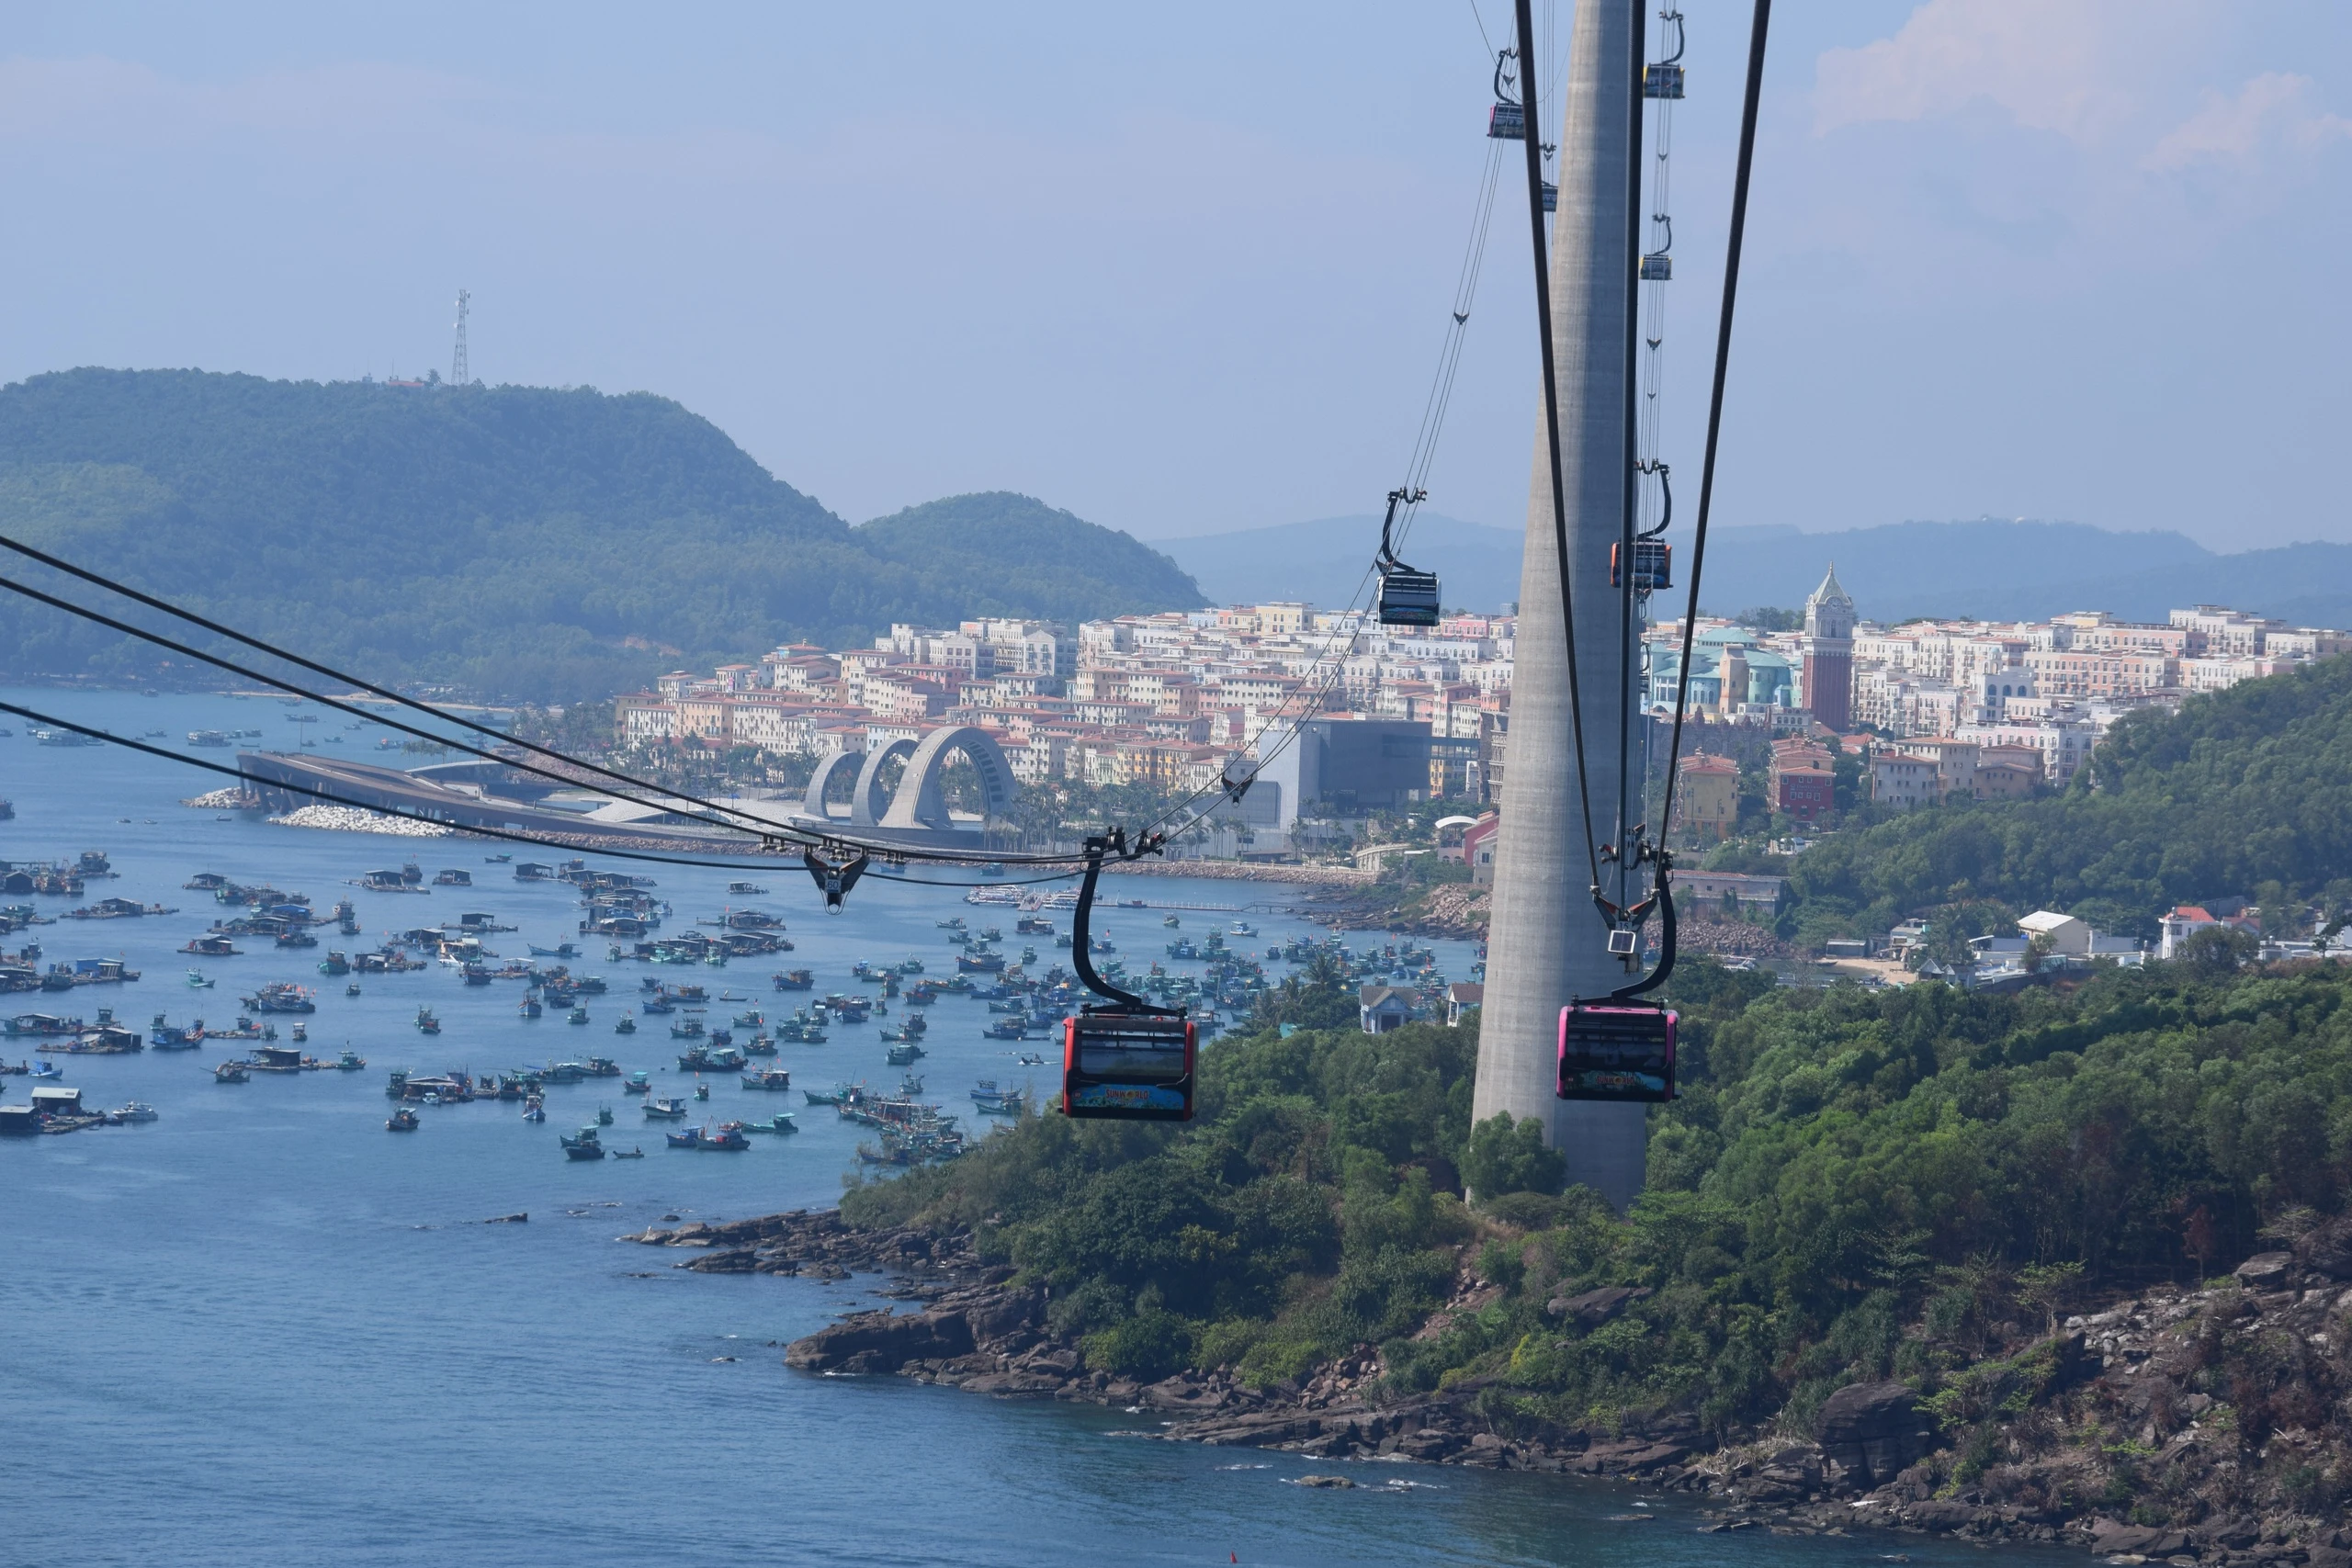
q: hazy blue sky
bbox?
[1,2,2345,552]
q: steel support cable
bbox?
[1511,0,1605,900]
[0,533,1096,868]
[1656,0,1773,843]
[0,571,1073,889]
[0,570,820,851]
[0,696,1062,887]
[1611,0,1651,922]
[0,569,1083,870]
[1139,124,1516,844]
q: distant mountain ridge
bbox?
[0,369,1204,700]
[1159,514,2352,627]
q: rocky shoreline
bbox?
[627,1210,2352,1564]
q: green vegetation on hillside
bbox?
[854,493,1204,626]
[844,953,2352,1445]
[1781,655,2352,944]
[0,369,1203,700]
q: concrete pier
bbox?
[1471,0,1649,1210]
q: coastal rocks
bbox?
[2233,1251,2295,1289]
[783,1308,973,1373]
[628,1209,983,1280]
[1546,1285,1652,1326]
[1293,1475,1355,1489]
[2296,1215,2352,1280]
[1816,1381,1935,1488]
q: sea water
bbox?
[1,690,2033,1566]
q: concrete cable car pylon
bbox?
[1477,0,1774,1209]
[1473,0,1651,1209]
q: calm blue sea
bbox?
[1,689,2032,1567]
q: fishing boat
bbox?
[289,1022,308,1043]
[187,969,214,987]
[522,1100,547,1122]
[741,1066,793,1092]
[773,969,814,991]
[970,1079,1027,1114]
[337,1049,365,1070]
[560,1126,604,1159]
[1229,921,1259,938]
[111,1101,160,1123]
[345,982,361,998]
[611,1145,644,1158]
[740,1111,797,1135]
[981,1018,1029,1041]
[623,1070,652,1095]
[727,881,768,896]
[596,1105,614,1125]
[614,1011,637,1034]
[415,1007,441,1035]
[568,1005,590,1025]
[149,1015,205,1050]
[643,1096,689,1120]
[519,996,542,1020]
[31,1058,62,1078]
[886,1042,927,1066]
[663,1128,699,1149]
[740,1032,777,1056]
[214,1060,249,1084]
[669,1018,704,1041]
[673,1122,750,1151]
[803,1083,860,1107]
[386,1105,419,1130]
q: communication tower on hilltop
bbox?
[451,289,470,386]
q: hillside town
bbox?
[606,569,2349,853]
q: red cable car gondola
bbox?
[1057,829,1195,1122]
[1063,1010,1196,1121]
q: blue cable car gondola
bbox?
[1645,9,1688,99]
[1610,538,1672,592]
[1488,46,1527,140]
[1374,485,1440,627]
[1556,1001,1677,1103]
[1639,253,1672,282]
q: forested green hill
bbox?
[845,952,2349,1457]
[0,368,1204,700]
